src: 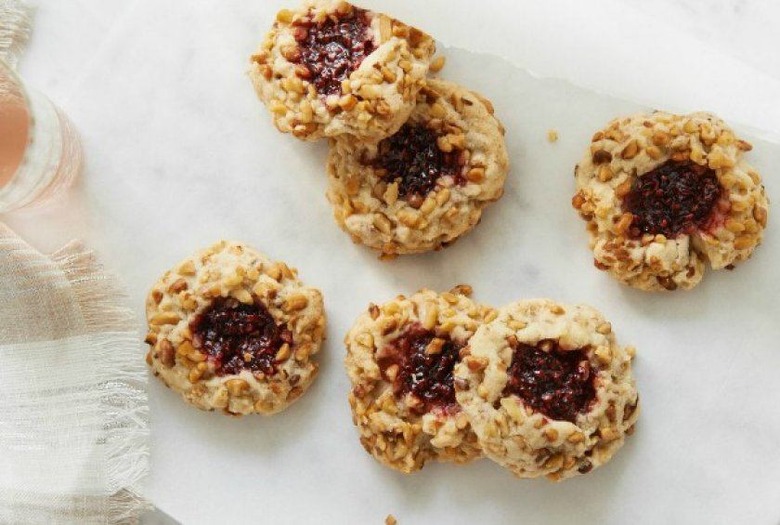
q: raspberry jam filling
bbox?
[291,7,375,97]
[190,297,292,377]
[503,340,596,423]
[623,161,722,238]
[375,124,464,200]
[377,323,462,414]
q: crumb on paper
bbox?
[547,129,559,143]
[385,514,398,525]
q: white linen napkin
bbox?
[0,0,32,69]
[0,224,150,524]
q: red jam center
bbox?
[190,297,292,376]
[623,161,721,238]
[291,8,375,97]
[503,340,596,423]
[374,124,463,199]
[376,324,462,414]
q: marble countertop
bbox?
[9,1,780,524]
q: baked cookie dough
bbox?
[573,111,769,291]
[327,78,508,256]
[454,299,638,481]
[345,286,489,473]
[250,0,435,141]
[144,241,325,416]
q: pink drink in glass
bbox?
[0,60,82,212]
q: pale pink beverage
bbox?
[0,97,29,187]
[0,61,82,212]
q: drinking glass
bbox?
[0,59,82,212]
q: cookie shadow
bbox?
[378,436,639,524]
[150,360,328,457]
[613,249,773,325]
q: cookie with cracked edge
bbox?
[573,111,769,291]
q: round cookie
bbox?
[250,0,435,141]
[345,286,489,473]
[573,111,769,291]
[144,241,325,416]
[454,299,638,481]
[327,78,509,257]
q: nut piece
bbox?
[285,294,309,312]
[465,355,488,371]
[429,56,446,73]
[226,379,250,396]
[592,149,612,164]
[621,139,639,160]
[150,312,180,326]
[159,339,175,368]
[168,278,188,293]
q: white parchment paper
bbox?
[5,5,780,524]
